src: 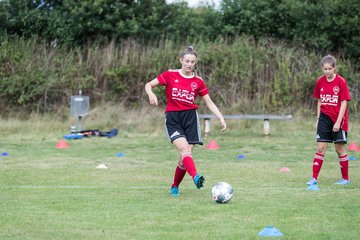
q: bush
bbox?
[1,36,359,116]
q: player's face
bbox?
[180,54,197,75]
[322,63,336,80]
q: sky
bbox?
[166,0,221,9]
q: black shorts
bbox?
[317,112,347,144]
[165,109,203,145]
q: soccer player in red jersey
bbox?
[145,46,226,196]
[307,55,351,186]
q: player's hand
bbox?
[333,122,340,132]
[220,119,226,132]
[148,94,158,106]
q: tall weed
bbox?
[1,36,359,116]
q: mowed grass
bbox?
[0,113,360,239]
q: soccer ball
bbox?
[211,182,234,204]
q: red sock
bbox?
[171,163,186,188]
[312,153,324,179]
[339,155,349,180]
[182,155,197,178]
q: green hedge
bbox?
[1,0,359,66]
[1,36,359,116]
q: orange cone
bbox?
[206,139,219,150]
[347,142,360,152]
[56,140,70,149]
[280,167,290,172]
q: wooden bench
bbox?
[199,114,293,136]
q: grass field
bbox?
[0,110,359,239]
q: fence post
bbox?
[263,119,270,135]
[204,118,211,136]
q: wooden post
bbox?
[204,118,210,137]
[263,119,270,135]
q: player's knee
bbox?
[335,144,346,155]
[179,146,192,155]
[180,150,192,160]
[316,145,327,154]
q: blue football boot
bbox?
[170,186,180,197]
[306,178,318,186]
[193,174,205,189]
[335,178,350,185]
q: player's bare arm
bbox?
[333,100,347,132]
[145,78,160,106]
[202,94,226,132]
